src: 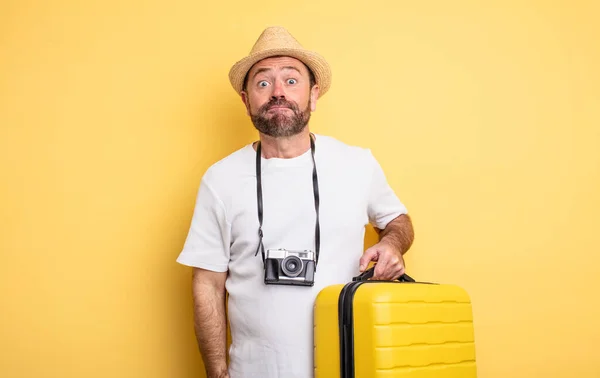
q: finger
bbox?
[393,256,407,280]
[382,255,398,280]
[378,252,404,280]
[391,262,406,281]
[373,253,390,280]
[359,248,378,272]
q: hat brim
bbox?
[228,47,332,98]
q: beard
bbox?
[249,97,311,138]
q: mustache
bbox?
[259,98,299,112]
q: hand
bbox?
[359,241,406,280]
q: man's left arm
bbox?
[359,149,415,280]
[378,213,414,256]
[359,214,415,280]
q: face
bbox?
[241,56,320,138]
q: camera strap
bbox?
[254,133,321,269]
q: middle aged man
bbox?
[177,26,414,378]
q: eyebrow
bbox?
[252,66,302,80]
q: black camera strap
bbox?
[254,134,321,269]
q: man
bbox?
[176,26,414,378]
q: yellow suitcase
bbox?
[314,266,477,378]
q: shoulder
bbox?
[315,134,377,167]
[201,143,254,189]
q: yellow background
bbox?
[1,1,599,377]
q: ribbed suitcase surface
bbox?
[314,271,477,378]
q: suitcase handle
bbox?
[352,265,416,282]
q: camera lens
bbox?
[281,256,303,277]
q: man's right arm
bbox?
[192,267,229,378]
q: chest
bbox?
[227,163,370,253]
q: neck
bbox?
[256,129,314,159]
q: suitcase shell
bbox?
[314,270,477,378]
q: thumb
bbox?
[359,248,378,272]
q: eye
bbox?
[287,79,297,85]
[258,80,269,87]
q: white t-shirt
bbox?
[177,134,408,378]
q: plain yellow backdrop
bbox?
[1,0,599,377]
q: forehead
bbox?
[248,56,309,77]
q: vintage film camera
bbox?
[264,248,316,286]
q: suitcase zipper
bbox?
[338,280,364,378]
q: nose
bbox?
[270,80,286,99]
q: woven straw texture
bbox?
[228,26,331,98]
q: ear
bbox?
[309,84,320,112]
[241,91,251,116]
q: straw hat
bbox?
[228,26,332,98]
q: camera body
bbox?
[264,248,316,286]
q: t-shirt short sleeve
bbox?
[176,176,231,272]
[366,150,408,230]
